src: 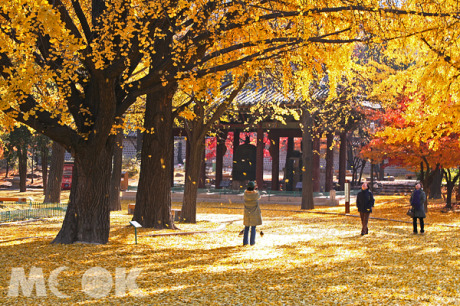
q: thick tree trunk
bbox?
[430,167,442,199]
[421,162,440,211]
[134,87,176,229]
[44,142,65,203]
[379,161,385,180]
[18,147,27,192]
[325,133,334,192]
[301,110,314,210]
[41,146,49,194]
[181,136,205,223]
[312,135,320,192]
[338,132,347,191]
[52,75,119,244]
[109,130,123,211]
[52,142,113,244]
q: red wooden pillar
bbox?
[215,132,227,189]
[256,125,264,189]
[269,131,280,191]
[313,136,320,192]
[233,130,240,151]
[231,130,240,187]
[287,137,294,159]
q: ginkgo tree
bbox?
[361,94,460,208]
[1,0,458,244]
[174,72,249,223]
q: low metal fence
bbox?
[0,202,67,223]
[131,185,361,197]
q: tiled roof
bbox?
[231,77,330,107]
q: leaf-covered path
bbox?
[1,196,459,305]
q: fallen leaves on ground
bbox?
[0,196,459,305]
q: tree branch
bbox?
[70,0,92,43]
[46,0,83,40]
[204,73,249,132]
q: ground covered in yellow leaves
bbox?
[1,195,460,305]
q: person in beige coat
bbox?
[243,181,262,245]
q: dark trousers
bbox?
[359,212,370,234]
[413,217,424,233]
[243,226,256,245]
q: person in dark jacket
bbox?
[410,183,426,234]
[356,182,375,235]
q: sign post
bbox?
[129,221,142,244]
[345,181,350,214]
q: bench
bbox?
[127,203,135,214]
[219,180,231,188]
[0,197,32,203]
[0,197,33,208]
[172,209,181,222]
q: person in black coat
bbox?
[410,183,426,234]
[356,182,375,235]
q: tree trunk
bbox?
[338,132,347,191]
[52,73,119,244]
[31,147,34,184]
[312,135,320,192]
[215,133,227,189]
[358,159,366,184]
[136,130,143,160]
[420,162,439,212]
[421,162,440,209]
[301,110,314,210]
[430,167,442,199]
[5,158,9,178]
[379,161,385,180]
[133,86,176,229]
[181,135,205,223]
[420,161,425,183]
[44,142,65,203]
[198,148,206,188]
[109,129,123,211]
[325,133,334,192]
[41,145,49,195]
[442,169,460,209]
[18,147,27,192]
[446,183,453,208]
[52,142,113,244]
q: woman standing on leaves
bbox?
[356,182,375,235]
[243,181,262,245]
